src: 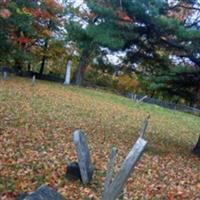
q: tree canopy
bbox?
[1,0,200,105]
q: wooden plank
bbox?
[104,138,147,200]
[102,147,118,199]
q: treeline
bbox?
[1,0,200,107]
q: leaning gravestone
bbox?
[73,130,93,184]
[22,185,66,200]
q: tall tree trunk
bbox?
[27,62,31,72]
[39,39,48,76]
[192,135,200,157]
[39,55,46,76]
[75,49,90,86]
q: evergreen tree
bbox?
[82,0,200,105]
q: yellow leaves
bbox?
[40,29,52,37]
[116,74,139,93]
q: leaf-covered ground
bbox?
[0,77,200,200]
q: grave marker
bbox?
[64,60,72,85]
[32,75,36,86]
[22,185,66,200]
[73,130,93,184]
[3,71,7,80]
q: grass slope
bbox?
[0,77,200,199]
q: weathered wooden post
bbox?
[22,185,66,200]
[64,60,72,85]
[137,95,148,103]
[102,116,150,200]
[102,147,118,199]
[72,130,94,184]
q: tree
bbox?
[78,0,200,154]
[0,0,37,67]
[65,1,129,85]
[81,0,200,104]
[0,0,64,75]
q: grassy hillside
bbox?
[0,77,200,199]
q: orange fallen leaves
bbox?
[0,77,200,199]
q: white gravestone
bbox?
[64,60,72,85]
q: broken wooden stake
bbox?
[102,116,149,200]
[102,147,118,199]
[137,95,148,103]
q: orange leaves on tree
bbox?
[17,37,32,44]
[117,10,133,22]
[41,29,52,37]
[43,0,63,13]
[22,8,51,20]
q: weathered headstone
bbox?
[22,185,66,200]
[102,116,149,200]
[32,75,36,86]
[73,130,93,184]
[3,71,7,80]
[64,60,72,85]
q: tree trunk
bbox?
[39,55,46,76]
[192,135,200,157]
[75,50,90,86]
[27,63,31,72]
[39,39,48,76]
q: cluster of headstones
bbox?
[18,119,149,200]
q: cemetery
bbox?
[0,77,200,199]
[1,0,200,199]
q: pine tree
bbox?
[82,0,200,105]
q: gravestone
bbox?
[32,75,36,86]
[64,60,72,85]
[22,185,66,200]
[3,71,8,80]
[73,130,93,184]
